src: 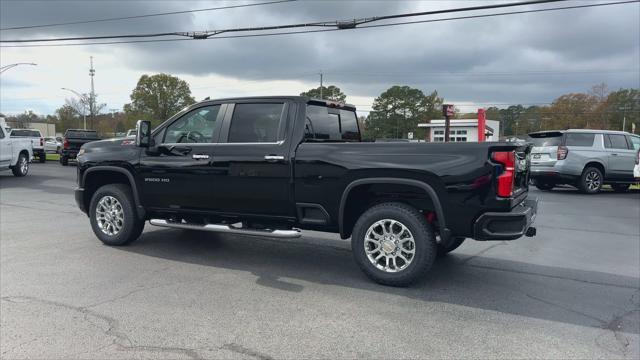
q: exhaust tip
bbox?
[525,226,537,237]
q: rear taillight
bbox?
[40,137,44,146]
[557,146,568,160]
[63,138,69,149]
[492,151,516,198]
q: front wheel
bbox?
[351,202,437,287]
[11,153,29,177]
[89,184,144,246]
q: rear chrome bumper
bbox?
[473,198,538,241]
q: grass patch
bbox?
[46,153,60,161]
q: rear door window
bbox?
[305,105,340,141]
[626,135,640,150]
[305,105,360,142]
[227,103,284,143]
[604,134,630,149]
[565,133,595,147]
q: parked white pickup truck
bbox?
[0,122,33,176]
[9,128,46,163]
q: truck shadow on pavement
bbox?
[119,228,640,335]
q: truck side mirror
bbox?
[135,120,151,148]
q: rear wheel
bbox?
[437,237,466,257]
[351,202,436,287]
[60,156,68,166]
[38,152,46,163]
[611,184,630,193]
[89,184,144,246]
[11,153,28,177]
[580,167,603,194]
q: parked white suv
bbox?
[0,125,33,176]
[9,128,46,163]
[528,129,640,193]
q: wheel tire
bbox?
[60,156,69,166]
[351,202,437,287]
[580,167,603,194]
[89,184,144,246]
[611,184,630,193]
[11,153,29,177]
[38,152,46,163]
[535,182,555,191]
[437,237,466,257]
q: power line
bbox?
[0,0,296,31]
[2,0,637,48]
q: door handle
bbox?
[264,155,284,162]
[192,154,210,160]
[611,153,618,156]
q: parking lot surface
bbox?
[1,163,639,359]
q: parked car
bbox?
[126,129,136,137]
[0,125,33,176]
[528,129,640,193]
[9,128,46,163]
[44,137,61,153]
[60,129,101,166]
[74,96,537,286]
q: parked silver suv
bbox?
[528,129,640,194]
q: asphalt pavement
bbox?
[1,163,639,359]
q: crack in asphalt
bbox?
[0,296,203,359]
[221,343,274,360]
[526,292,640,357]
[468,263,639,290]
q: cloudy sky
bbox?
[0,0,638,117]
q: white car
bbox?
[44,137,61,153]
[634,150,640,179]
[0,125,33,176]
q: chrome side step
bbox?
[149,219,302,239]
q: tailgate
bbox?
[66,138,90,150]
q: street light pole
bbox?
[0,63,37,74]
[61,87,88,129]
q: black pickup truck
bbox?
[74,96,537,286]
[60,129,100,166]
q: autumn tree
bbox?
[124,73,196,126]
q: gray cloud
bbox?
[1,0,639,108]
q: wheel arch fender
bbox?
[338,177,449,241]
[82,166,145,219]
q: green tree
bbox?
[300,85,346,102]
[123,73,195,126]
[368,86,442,139]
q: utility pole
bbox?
[319,71,323,99]
[619,106,630,132]
[110,108,118,135]
[89,56,96,128]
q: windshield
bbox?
[10,129,40,137]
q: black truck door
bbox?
[138,104,225,211]
[208,101,295,219]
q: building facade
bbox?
[418,119,500,142]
